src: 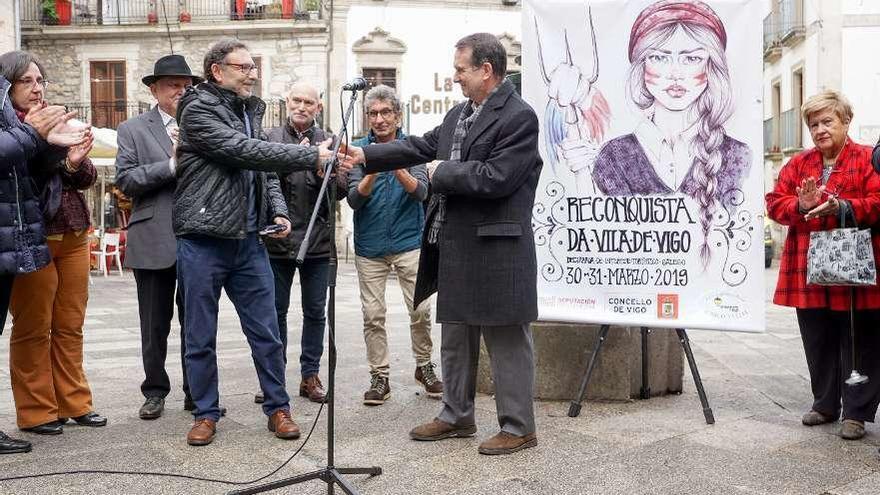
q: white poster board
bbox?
[523,0,765,332]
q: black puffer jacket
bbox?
[173,82,319,238]
[0,77,50,276]
[264,123,345,259]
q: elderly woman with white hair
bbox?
[767,90,880,440]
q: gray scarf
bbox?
[426,85,499,244]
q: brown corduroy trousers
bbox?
[9,232,94,428]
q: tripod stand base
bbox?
[227,466,382,495]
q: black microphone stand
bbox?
[228,89,381,494]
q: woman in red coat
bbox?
[767,90,880,440]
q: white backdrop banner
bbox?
[523,0,765,332]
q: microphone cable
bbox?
[0,399,326,487]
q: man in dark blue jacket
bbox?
[347,85,441,406]
[174,39,337,447]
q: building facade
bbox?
[1,0,19,53]
[17,0,523,248]
[762,0,880,246]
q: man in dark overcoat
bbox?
[341,32,541,455]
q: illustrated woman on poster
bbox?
[592,0,752,264]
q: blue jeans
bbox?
[270,257,328,378]
[177,234,290,421]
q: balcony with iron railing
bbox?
[763,12,782,62]
[63,99,287,131]
[21,0,324,27]
[779,108,804,152]
[779,0,805,47]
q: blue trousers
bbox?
[269,257,328,378]
[177,234,290,421]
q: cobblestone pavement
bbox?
[0,263,877,494]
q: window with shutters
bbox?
[89,61,127,129]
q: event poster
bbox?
[522,0,765,332]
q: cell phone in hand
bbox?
[259,224,285,235]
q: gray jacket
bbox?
[115,107,177,269]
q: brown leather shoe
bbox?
[299,375,326,403]
[478,431,537,455]
[414,363,443,399]
[187,418,216,446]
[267,410,301,440]
[409,419,476,441]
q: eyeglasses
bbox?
[16,78,49,90]
[222,63,258,74]
[367,109,396,120]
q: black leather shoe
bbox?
[66,412,107,427]
[21,421,63,435]
[183,399,226,417]
[0,431,32,454]
[139,397,165,420]
[254,391,265,404]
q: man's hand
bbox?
[66,134,94,168]
[338,143,365,170]
[24,104,69,140]
[797,177,824,213]
[270,216,292,238]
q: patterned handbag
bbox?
[806,207,877,286]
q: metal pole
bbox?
[640,327,651,399]
[13,0,21,49]
[676,328,715,425]
[99,171,106,233]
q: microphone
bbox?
[342,77,367,91]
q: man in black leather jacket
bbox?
[173,39,339,447]
[256,81,346,405]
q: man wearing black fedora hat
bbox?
[116,54,222,420]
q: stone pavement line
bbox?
[0,264,876,494]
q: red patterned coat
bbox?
[766,139,880,310]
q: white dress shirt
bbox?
[157,106,178,173]
[633,116,699,192]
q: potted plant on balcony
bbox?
[305,0,320,20]
[42,0,72,25]
[147,0,158,23]
[177,0,192,22]
[40,0,58,25]
[267,1,283,19]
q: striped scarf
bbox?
[426,89,495,245]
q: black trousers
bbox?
[134,266,189,400]
[796,308,880,422]
[0,274,13,334]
